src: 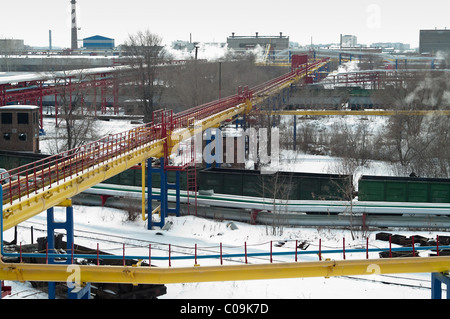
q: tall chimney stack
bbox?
[71,0,78,50]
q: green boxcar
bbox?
[408,182,428,202]
[242,174,261,197]
[430,183,450,203]
[198,168,352,200]
[358,180,385,201]
[358,175,450,203]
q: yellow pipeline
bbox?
[2,140,165,231]
[252,60,328,107]
[1,256,450,285]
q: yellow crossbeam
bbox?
[1,256,449,285]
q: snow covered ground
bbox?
[2,206,445,299]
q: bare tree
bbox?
[123,30,167,122]
[43,69,101,154]
[329,121,373,167]
[380,71,450,176]
[160,59,287,112]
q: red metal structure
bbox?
[291,54,308,71]
[324,69,439,90]
[0,67,126,129]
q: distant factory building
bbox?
[0,39,25,53]
[227,32,289,50]
[420,29,450,54]
[371,42,410,51]
[340,35,358,48]
[83,35,115,50]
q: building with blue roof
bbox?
[83,35,115,50]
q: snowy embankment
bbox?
[3,207,444,299]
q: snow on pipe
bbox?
[83,185,450,216]
[74,193,450,229]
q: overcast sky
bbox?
[0,0,448,49]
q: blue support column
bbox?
[147,157,181,229]
[431,272,450,299]
[148,158,166,229]
[47,203,89,299]
[167,170,180,218]
[293,115,297,151]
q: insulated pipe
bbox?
[73,194,450,229]
[84,184,450,216]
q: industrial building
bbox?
[340,35,358,48]
[0,105,40,153]
[83,35,115,50]
[371,42,411,51]
[0,39,25,53]
[227,32,289,50]
[420,29,450,54]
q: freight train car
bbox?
[197,168,353,201]
[358,175,450,203]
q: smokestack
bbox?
[49,30,52,50]
[71,0,78,50]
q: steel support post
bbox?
[39,81,44,129]
[431,272,450,299]
[47,205,74,299]
[0,85,5,106]
[47,202,90,299]
[293,115,297,151]
[113,73,119,115]
[148,158,168,229]
[167,170,180,218]
[101,73,107,114]
[93,75,97,117]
